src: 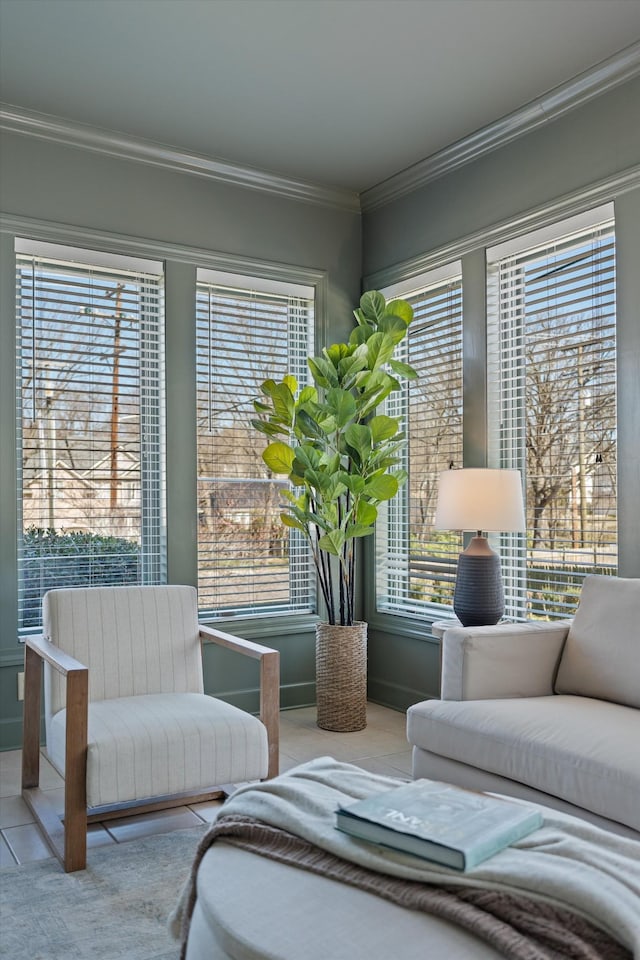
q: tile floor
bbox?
[0,702,411,867]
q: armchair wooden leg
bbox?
[22,645,42,791]
[22,635,90,872]
[63,667,88,872]
[260,650,280,779]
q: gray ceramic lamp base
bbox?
[453,537,504,627]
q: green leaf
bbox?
[251,419,286,437]
[388,359,418,379]
[339,473,366,495]
[359,372,400,417]
[369,415,399,443]
[326,388,357,427]
[365,473,398,500]
[280,513,305,532]
[378,314,409,344]
[338,353,367,384]
[359,290,386,323]
[306,468,332,492]
[385,299,413,325]
[326,478,348,501]
[344,423,372,460]
[325,452,342,474]
[318,530,345,556]
[268,382,295,423]
[283,374,298,395]
[325,342,350,366]
[260,378,278,396]
[295,408,324,439]
[344,523,375,539]
[366,332,396,370]
[349,323,373,345]
[262,441,295,475]
[368,439,406,466]
[356,501,378,526]
[292,443,321,471]
[308,356,337,389]
[297,385,318,405]
[394,468,409,487]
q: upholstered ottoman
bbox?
[173,757,640,960]
[185,843,503,960]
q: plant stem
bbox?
[349,543,356,624]
[310,525,333,623]
[322,548,335,624]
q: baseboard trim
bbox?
[0,715,27,752]
[367,678,435,712]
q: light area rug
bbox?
[0,824,207,960]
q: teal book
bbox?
[336,780,543,871]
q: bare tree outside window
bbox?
[489,215,616,619]
[195,279,314,618]
[16,247,164,630]
[378,272,464,616]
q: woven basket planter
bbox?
[315,621,367,732]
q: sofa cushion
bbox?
[47,692,268,808]
[554,575,640,708]
[406,695,640,831]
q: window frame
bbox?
[14,238,167,634]
[375,262,464,623]
[486,202,617,620]
[195,267,318,622]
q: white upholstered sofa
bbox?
[407,575,640,839]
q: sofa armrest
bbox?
[440,620,571,701]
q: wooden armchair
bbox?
[21,585,280,872]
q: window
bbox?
[377,264,464,618]
[487,204,617,619]
[16,240,166,631]
[195,270,315,618]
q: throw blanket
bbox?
[170,757,640,959]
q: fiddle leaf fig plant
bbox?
[252,290,416,626]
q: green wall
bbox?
[362,76,640,711]
[1,75,639,747]
[0,132,361,749]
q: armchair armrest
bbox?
[22,635,89,872]
[24,633,88,675]
[199,624,280,779]
[440,620,571,701]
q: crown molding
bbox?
[0,211,328,284]
[361,41,640,213]
[2,40,638,217]
[0,103,360,214]
[363,165,640,291]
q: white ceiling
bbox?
[1,0,640,194]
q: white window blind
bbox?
[377,266,464,617]
[196,273,315,618]
[16,241,166,632]
[487,205,617,619]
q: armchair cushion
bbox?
[555,575,640,708]
[406,694,640,832]
[44,585,203,720]
[47,692,268,808]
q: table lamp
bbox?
[434,468,526,626]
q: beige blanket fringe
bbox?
[172,813,631,960]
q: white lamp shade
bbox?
[434,468,525,533]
